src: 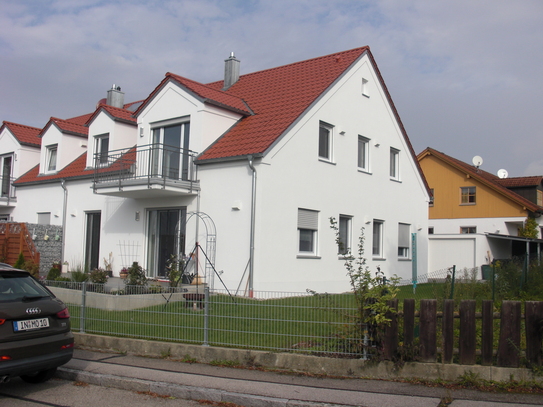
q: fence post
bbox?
[525,301,543,366]
[383,299,398,360]
[459,300,476,365]
[419,299,437,362]
[442,299,454,364]
[449,265,456,299]
[481,300,494,366]
[497,301,521,367]
[80,281,86,334]
[203,285,209,346]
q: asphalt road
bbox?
[0,376,204,407]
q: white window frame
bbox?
[338,215,352,256]
[398,223,411,259]
[318,121,334,162]
[94,133,110,166]
[358,135,370,172]
[460,226,477,234]
[46,145,58,172]
[298,208,319,256]
[390,148,400,180]
[37,212,51,225]
[372,219,384,259]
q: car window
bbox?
[0,276,53,302]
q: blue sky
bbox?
[1,0,542,177]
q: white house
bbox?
[10,47,430,294]
[0,122,41,216]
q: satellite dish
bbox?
[497,169,509,179]
[472,155,483,168]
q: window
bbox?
[338,215,352,255]
[298,209,318,255]
[357,136,369,171]
[390,148,399,180]
[318,122,333,161]
[362,78,369,97]
[460,187,476,204]
[429,188,434,207]
[538,190,542,206]
[460,226,476,234]
[372,220,384,258]
[398,223,410,258]
[47,145,57,172]
[1,155,13,198]
[428,227,434,234]
[151,121,191,180]
[94,134,110,166]
[37,212,51,225]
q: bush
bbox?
[89,268,108,284]
[47,267,61,281]
[13,252,25,269]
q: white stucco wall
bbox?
[39,125,87,173]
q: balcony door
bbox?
[85,212,101,270]
[151,122,190,180]
[147,208,186,278]
[1,155,12,197]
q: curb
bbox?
[56,367,349,407]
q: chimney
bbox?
[106,84,125,108]
[223,52,240,90]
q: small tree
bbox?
[519,216,539,239]
[330,217,399,355]
[13,252,25,269]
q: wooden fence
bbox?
[382,299,543,367]
[0,222,40,266]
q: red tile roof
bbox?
[85,104,138,126]
[65,113,93,125]
[1,121,41,147]
[134,73,252,117]
[418,147,543,213]
[497,176,543,188]
[40,117,88,138]
[14,152,91,185]
[198,47,370,161]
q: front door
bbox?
[85,212,101,270]
[147,208,186,278]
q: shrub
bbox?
[47,267,61,281]
[13,252,25,269]
[89,268,108,284]
[125,261,147,287]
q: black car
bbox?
[0,265,74,383]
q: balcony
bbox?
[93,144,199,199]
[0,177,17,207]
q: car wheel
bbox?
[20,368,57,383]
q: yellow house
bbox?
[418,147,543,274]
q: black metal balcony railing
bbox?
[92,144,199,193]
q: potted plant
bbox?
[119,267,128,279]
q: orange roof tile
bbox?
[1,121,41,147]
[418,147,543,213]
[40,117,88,138]
[198,47,370,161]
[497,176,543,188]
[14,152,91,185]
[86,104,137,126]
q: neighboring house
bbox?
[418,147,543,275]
[10,47,430,293]
[0,121,41,215]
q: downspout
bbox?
[247,155,257,297]
[60,180,68,266]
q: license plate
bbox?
[13,318,49,332]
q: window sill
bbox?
[318,158,336,165]
[398,258,412,262]
[357,168,371,175]
[297,255,321,260]
[372,257,386,261]
[389,178,402,183]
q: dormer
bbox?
[0,122,41,205]
[38,117,88,175]
[85,101,138,169]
